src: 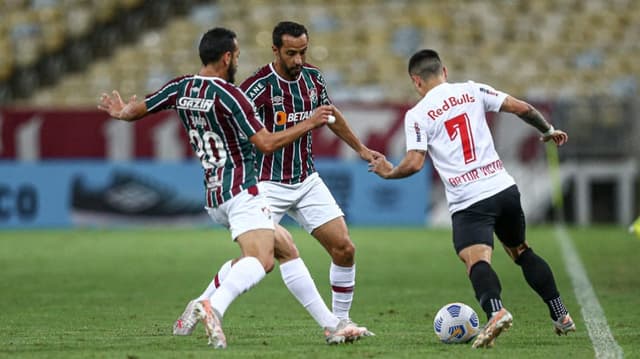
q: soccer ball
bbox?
[433,302,480,344]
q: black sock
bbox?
[469,261,503,320]
[515,248,568,320]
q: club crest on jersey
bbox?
[177,97,214,112]
[272,95,284,106]
[261,206,272,220]
[308,88,317,104]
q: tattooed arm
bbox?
[500,95,568,146]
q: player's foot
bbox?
[341,319,375,342]
[324,319,375,344]
[553,313,576,335]
[195,300,226,349]
[173,300,198,336]
[471,308,513,349]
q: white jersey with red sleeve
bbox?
[404,81,516,213]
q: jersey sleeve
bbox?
[404,110,428,152]
[240,79,270,120]
[231,90,264,138]
[473,82,508,113]
[316,71,332,106]
[144,75,188,113]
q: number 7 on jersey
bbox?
[445,113,477,164]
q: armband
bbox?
[542,125,555,137]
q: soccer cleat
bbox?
[173,300,198,336]
[471,308,513,349]
[195,300,226,349]
[341,319,376,342]
[553,313,576,335]
[324,319,375,345]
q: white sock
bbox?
[209,257,266,317]
[330,262,355,320]
[280,258,340,329]
[196,260,232,302]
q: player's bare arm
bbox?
[500,96,569,146]
[327,106,376,161]
[98,90,148,122]
[368,149,426,179]
[250,106,329,154]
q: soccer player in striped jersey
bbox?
[369,49,575,348]
[238,21,378,329]
[97,27,361,349]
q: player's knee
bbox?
[274,226,299,262]
[505,242,530,263]
[458,244,492,273]
[274,239,299,262]
[513,246,533,266]
[330,236,355,264]
[259,256,275,273]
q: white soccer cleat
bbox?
[173,300,198,336]
[472,308,513,349]
[195,300,227,349]
[553,313,576,336]
[324,319,375,345]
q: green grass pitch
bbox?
[1,226,639,358]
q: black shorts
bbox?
[451,185,525,254]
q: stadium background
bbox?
[0,0,638,229]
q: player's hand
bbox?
[541,129,568,146]
[359,148,384,162]
[98,90,138,120]
[368,155,393,178]
[308,105,333,128]
[370,150,384,160]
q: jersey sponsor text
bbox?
[428,93,475,121]
[177,97,214,112]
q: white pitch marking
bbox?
[555,225,624,359]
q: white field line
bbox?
[555,225,624,359]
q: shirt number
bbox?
[444,113,477,164]
[188,129,227,169]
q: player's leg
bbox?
[454,202,504,320]
[496,185,575,335]
[173,259,236,336]
[311,217,356,320]
[453,196,513,349]
[196,228,274,349]
[274,224,339,329]
[289,174,358,321]
[193,188,275,349]
[258,181,342,329]
[274,224,372,343]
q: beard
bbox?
[227,63,237,84]
[284,63,302,79]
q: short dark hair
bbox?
[199,27,237,65]
[408,49,443,80]
[272,21,308,48]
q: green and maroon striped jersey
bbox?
[240,63,331,184]
[145,74,264,207]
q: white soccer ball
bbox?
[433,302,481,344]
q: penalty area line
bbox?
[555,225,623,359]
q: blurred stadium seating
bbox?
[0,0,638,106]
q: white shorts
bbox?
[258,172,344,233]
[206,186,274,240]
